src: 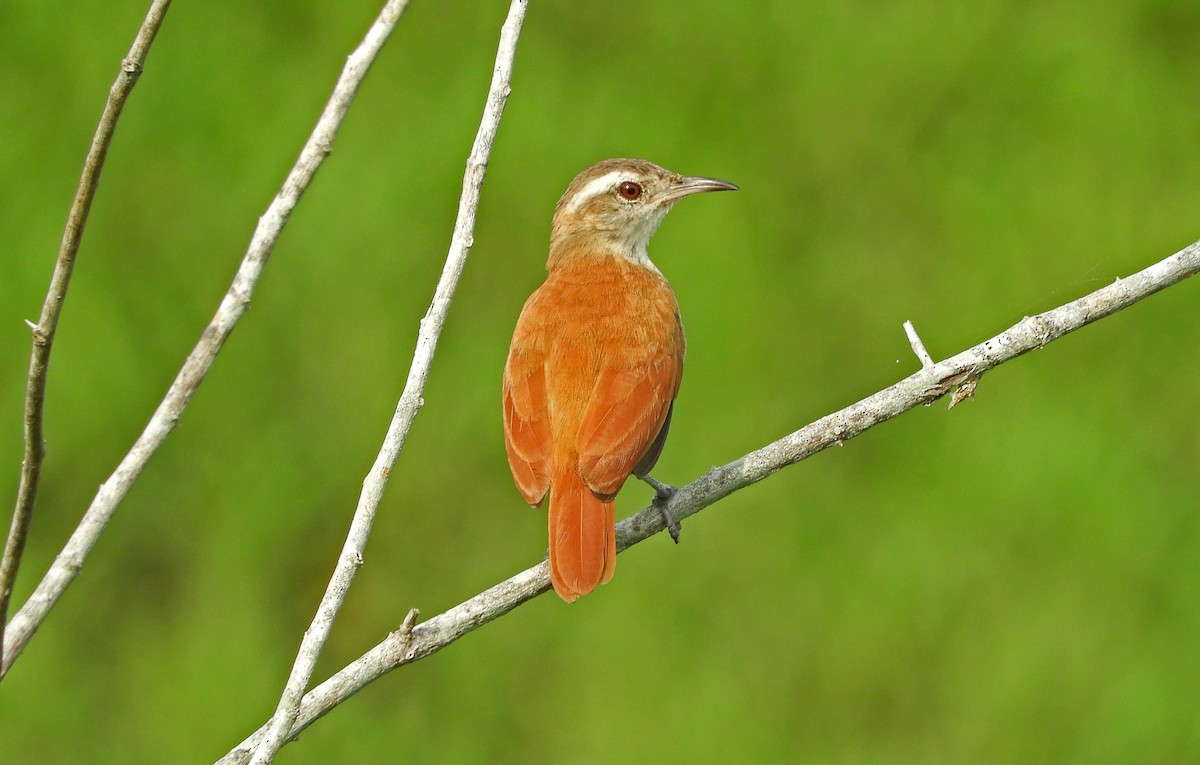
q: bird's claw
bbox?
[641,474,681,543]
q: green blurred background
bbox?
[3,1,1199,762]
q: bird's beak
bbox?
[660,175,739,204]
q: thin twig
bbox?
[218,236,1200,763]
[245,2,527,763]
[903,319,935,369]
[0,0,172,675]
[0,0,409,678]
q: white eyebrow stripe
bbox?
[563,170,626,213]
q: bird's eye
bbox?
[617,181,643,200]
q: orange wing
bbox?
[502,342,552,506]
[575,348,683,498]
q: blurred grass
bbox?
[2,0,1199,762]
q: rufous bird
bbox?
[502,158,738,602]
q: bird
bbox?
[502,158,738,602]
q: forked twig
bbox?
[245,2,527,763]
[219,238,1199,762]
[903,319,935,369]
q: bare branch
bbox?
[217,236,1199,762]
[1,0,409,678]
[246,2,527,763]
[0,0,172,675]
[217,568,547,765]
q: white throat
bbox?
[615,240,662,274]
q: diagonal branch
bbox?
[218,236,1199,763]
[0,0,410,678]
[246,1,527,763]
[0,0,173,675]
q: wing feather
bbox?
[502,345,552,506]
[576,354,681,497]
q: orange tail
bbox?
[548,469,616,603]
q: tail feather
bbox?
[548,470,616,602]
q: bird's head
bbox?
[548,158,737,270]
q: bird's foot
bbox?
[641,474,681,544]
